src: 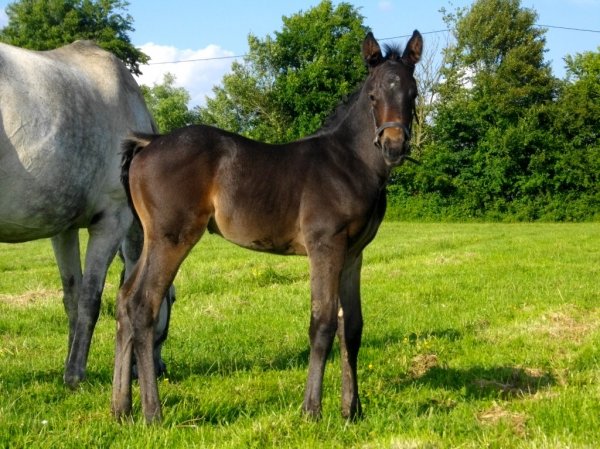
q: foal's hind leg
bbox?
[338,254,363,419]
[112,264,138,420]
[136,239,198,423]
[121,221,176,377]
[115,228,202,423]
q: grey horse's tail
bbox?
[120,132,158,217]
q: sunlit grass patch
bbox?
[0,222,599,448]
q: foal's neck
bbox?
[336,89,391,182]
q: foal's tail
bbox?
[121,132,158,214]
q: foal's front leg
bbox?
[303,233,347,418]
[338,254,363,419]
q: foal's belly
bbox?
[207,215,307,256]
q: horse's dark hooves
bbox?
[131,359,167,380]
[112,408,134,424]
[342,405,364,422]
[301,406,322,421]
[144,411,163,425]
[156,359,167,378]
[63,373,84,390]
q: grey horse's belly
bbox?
[0,172,91,242]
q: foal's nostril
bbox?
[381,130,406,150]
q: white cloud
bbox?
[378,1,394,12]
[135,43,238,107]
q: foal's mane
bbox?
[382,43,404,62]
[314,89,362,136]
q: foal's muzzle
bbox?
[373,122,417,166]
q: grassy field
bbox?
[0,222,599,448]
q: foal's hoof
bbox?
[301,405,322,421]
[112,406,133,423]
[342,406,363,422]
[342,397,363,421]
[63,370,85,389]
[131,359,167,379]
[144,410,163,425]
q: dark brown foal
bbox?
[112,30,422,423]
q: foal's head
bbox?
[362,31,423,166]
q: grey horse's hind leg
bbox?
[150,284,176,376]
[120,220,175,378]
[63,209,130,388]
[51,229,83,369]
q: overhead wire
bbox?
[145,24,600,66]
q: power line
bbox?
[378,29,451,41]
[148,54,243,65]
[146,29,452,66]
[145,24,600,66]
[536,24,600,33]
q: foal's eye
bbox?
[369,94,376,102]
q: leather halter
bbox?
[373,121,411,147]
[372,118,420,165]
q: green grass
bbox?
[1,223,599,448]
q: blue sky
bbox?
[1,1,599,106]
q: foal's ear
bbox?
[402,30,423,67]
[362,32,383,69]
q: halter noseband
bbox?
[372,120,421,165]
[373,121,411,147]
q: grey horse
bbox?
[0,40,173,387]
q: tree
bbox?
[141,73,199,134]
[196,0,367,143]
[396,0,560,219]
[0,0,147,75]
[560,48,600,150]
[412,35,446,156]
[541,48,600,220]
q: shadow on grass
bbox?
[161,392,262,426]
[165,346,312,382]
[0,365,118,391]
[120,327,463,384]
[0,367,66,387]
[362,328,464,349]
[161,364,556,424]
[401,364,556,400]
[162,327,462,383]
